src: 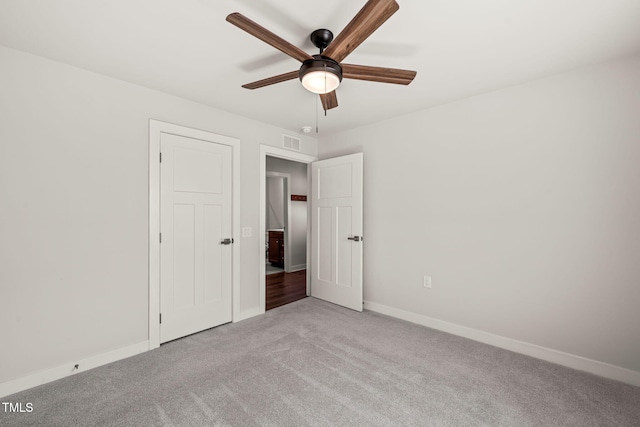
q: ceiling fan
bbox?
[226,0,417,112]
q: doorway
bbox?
[149,120,240,350]
[259,145,364,313]
[265,157,308,310]
[259,146,317,312]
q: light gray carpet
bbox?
[2,298,639,426]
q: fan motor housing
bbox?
[299,55,343,82]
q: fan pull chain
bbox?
[314,63,329,134]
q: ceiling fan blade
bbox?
[342,63,416,85]
[320,91,338,111]
[322,0,399,63]
[241,70,299,90]
[227,13,313,63]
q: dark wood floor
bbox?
[266,269,307,311]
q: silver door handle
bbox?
[220,238,234,245]
[347,236,362,242]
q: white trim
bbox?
[0,341,149,398]
[149,120,241,346]
[260,145,317,312]
[364,300,640,387]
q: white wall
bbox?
[318,55,640,375]
[0,45,317,387]
[266,177,285,230]
[267,157,308,270]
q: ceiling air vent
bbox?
[282,134,301,151]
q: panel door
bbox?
[160,133,232,343]
[311,153,363,311]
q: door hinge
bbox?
[159,152,162,163]
[159,233,162,243]
[159,313,162,324]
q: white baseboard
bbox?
[290,264,306,272]
[0,341,149,398]
[364,301,640,387]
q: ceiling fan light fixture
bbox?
[301,71,341,94]
[299,56,342,94]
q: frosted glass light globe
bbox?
[301,71,341,94]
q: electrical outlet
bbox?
[423,275,432,289]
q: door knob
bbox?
[347,235,362,242]
[220,238,234,245]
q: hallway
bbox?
[266,270,306,310]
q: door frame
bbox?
[260,145,317,312]
[149,120,240,350]
[266,172,291,271]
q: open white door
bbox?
[311,153,363,311]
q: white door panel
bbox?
[311,153,363,311]
[336,206,353,288]
[160,133,232,343]
[173,147,223,194]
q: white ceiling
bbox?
[2,0,640,136]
